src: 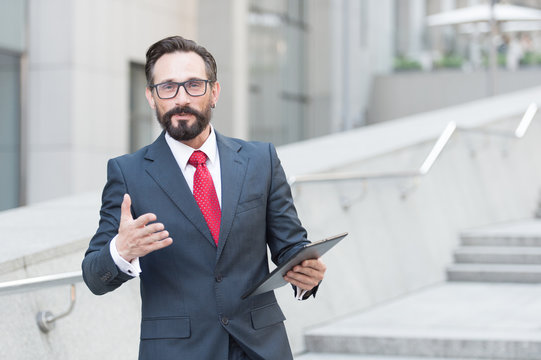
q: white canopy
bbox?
[427,4,541,27]
[460,21,541,34]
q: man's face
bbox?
[145,51,220,143]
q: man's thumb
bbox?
[121,193,133,220]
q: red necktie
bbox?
[188,151,221,245]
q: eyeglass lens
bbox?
[156,80,207,99]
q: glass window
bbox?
[0,51,21,210]
[0,1,26,52]
[248,0,308,146]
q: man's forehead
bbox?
[153,51,206,80]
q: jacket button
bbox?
[221,316,229,325]
[215,274,223,282]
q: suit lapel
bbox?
[143,132,216,247]
[215,132,248,260]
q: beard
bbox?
[156,103,212,142]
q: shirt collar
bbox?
[165,125,218,170]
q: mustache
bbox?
[164,106,203,119]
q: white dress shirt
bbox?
[110,126,221,277]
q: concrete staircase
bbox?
[295,219,541,360]
[447,220,541,283]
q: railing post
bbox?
[0,271,82,333]
[36,284,77,333]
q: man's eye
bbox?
[187,81,202,88]
[160,83,176,91]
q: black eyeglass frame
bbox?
[150,79,212,99]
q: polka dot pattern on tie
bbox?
[188,150,221,245]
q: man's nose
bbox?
[173,85,191,105]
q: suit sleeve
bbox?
[264,143,309,264]
[81,158,134,295]
[264,143,320,299]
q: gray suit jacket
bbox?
[82,131,309,360]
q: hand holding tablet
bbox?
[241,232,348,299]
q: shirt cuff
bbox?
[295,287,308,301]
[110,235,141,277]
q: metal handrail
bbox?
[0,270,82,333]
[288,121,458,187]
[0,270,82,296]
[289,103,537,188]
[457,103,538,139]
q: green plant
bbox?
[434,54,463,69]
[520,51,541,66]
[393,56,422,71]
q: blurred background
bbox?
[2,0,541,359]
[3,0,541,211]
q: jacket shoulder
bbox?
[217,132,275,155]
[110,133,165,166]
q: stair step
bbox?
[460,220,541,247]
[447,264,541,283]
[296,353,485,360]
[461,235,541,247]
[304,329,541,360]
[454,246,541,264]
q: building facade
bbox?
[1,0,199,209]
[1,0,399,210]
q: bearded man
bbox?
[82,35,326,360]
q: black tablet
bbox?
[241,232,348,299]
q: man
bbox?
[82,36,326,360]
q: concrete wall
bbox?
[367,69,541,124]
[0,193,141,359]
[25,0,197,205]
[2,87,541,357]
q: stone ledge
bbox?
[0,191,100,275]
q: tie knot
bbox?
[188,151,207,167]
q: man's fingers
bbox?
[301,259,327,272]
[145,230,170,243]
[133,212,158,227]
[119,232,172,260]
[144,237,173,253]
[290,259,326,278]
[283,258,326,291]
[120,194,133,221]
[290,266,320,279]
[142,222,165,235]
[286,268,322,283]
[121,194,158,228]
[284,272,320,290]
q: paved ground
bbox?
[304,282,541,339]
[296,282,541,359]
[296,219,541,359]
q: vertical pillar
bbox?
[198,0,249,139]
[409,0,426,60]
[231,0,248,140]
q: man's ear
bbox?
[211,81,221,107]
[145,87,156,109]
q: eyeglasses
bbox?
[150,79,211,99]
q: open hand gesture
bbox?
[116,194,173,262]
